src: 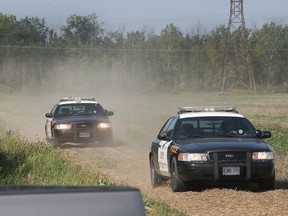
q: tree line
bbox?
[0,12,288,93]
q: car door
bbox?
[151,116,178,177]
[45,104,58,139]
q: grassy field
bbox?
[107,91,288,185]
[0,91,287,215]
[0,128,185,216]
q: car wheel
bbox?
[99,134,113,146]
[150,156,163,188]
[49,138,61,147]
[258,173,275,191]
[171,157,187,192]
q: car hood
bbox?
[175,138,272,152]
[53,116,110,124]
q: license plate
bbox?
[222,167,240,176]
[79,132,90,138]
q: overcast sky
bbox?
[2,0,288,34]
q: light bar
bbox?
[178,106,237,114]
[59,97,96,102]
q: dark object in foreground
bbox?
[0,185,145,216]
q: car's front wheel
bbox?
[150,156,164,188]
[258,173,275,191]
[48,138,61,147]
[99,134,113,146]
[171,157,187,192]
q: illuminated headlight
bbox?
[252,152,274,160]
[98,122,111,129]
[178,153,207,162]
[54,124,72,130]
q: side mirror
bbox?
[255,129,271,139]
[261,130,272,139]
[158,132,170,141]
[105,110,114,116]
[45,113,52,118]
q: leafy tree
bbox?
[16,16,48,46]
[186,33,211,90]
[144,34,162,88]
[250,22,288,87]
[205,25,227,89]
[61,13,104,47]
[0,13,18,45]
[125,30,146,66]
[159,23,185,88]
[103,30,125,49]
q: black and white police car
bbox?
[149,106,275,192]
[45,97,113,146]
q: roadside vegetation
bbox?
[0,13,288,94]
[0,92,287,215]
[1,9,288,216]
[0,126,186,216]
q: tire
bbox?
[258,173,275,191]
[170,157,187,192]
[50,138,61,147]
[99,134,113,146]
[150,156,163,188]
[49,130,61,147]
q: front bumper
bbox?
[53,123,112,143]
[177,160,275,182]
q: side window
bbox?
[95,104,105,114]
[52,104,59,116]
[159,118,174,134]
[159,117,177,139]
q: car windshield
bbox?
[175,116,256,139]
[54,103,104,117]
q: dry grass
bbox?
[0,91,288,216]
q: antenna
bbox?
[221,0,256,93]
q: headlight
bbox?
[54,124,72,130]
[98,122,111,129]
[252,152,274,160]
[178,153,207,162]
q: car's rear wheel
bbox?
[150,156,164,188]
[171,157,187,192]
[258,173,275,191]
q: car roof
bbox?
[177,106,245,119]
[58,97,99,105]
[179,111,245,119]
[59,100,99,105]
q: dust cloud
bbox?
[2,59,288,216]
[0,56,171,150]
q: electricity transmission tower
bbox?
[221,0,256,93]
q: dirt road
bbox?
[1,92,288,215]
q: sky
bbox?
[1,0,288,34]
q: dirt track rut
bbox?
[1,93,288,215]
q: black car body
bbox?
[45,97,113,145]
[0,185,146,216]
[149,106,275,192]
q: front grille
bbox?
[75,123,95,131]
[73,123,95,138]
[209,151,252,181]
[55,122,108,143]
[209,151,247,161]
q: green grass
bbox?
[1,92,288,215]
[0,128,186,216]
[0,131,110,185]
[145,199,186,216]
